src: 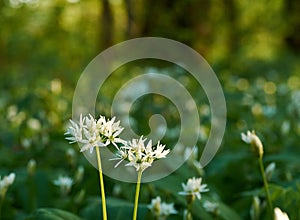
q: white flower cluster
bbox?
[53,176,73,195]
[65,114,125,153]
[147,196,177,219]
[179,177,209,200]
[0,173,15,197]
[112,136,170,173]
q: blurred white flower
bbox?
[281,121,290,135]
[147,196,177,219]
[112,136,170,173]
[0,173,16,197]
[241,130,264,158]
[21,138,32,149]
[65,114,125,153]
[7,105,26,126]
[53,176,73,195]
[203,200,218,214]
[2,173,15,186]
[27,118,42,131]
[265,162,276,181]
[274,207,289,220]
[7,105,18,120]
[27,159,37,176]
[74,166,84,183]
[250,196,261,220]
[50,78,62,94]
[66,148,77,166]
[179,177,209,200]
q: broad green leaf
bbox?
[26,208,82,220]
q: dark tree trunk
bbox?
[100,0,114,50]
[125,0,134,38]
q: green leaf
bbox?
[218,202,243,220]
[26,208,82,220]
[81,197,149,220]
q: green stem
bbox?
[0,197,3,219]
[28,175,37,212]
[96,147,107,220]
[258,157,273,214]
[133,170,142,220]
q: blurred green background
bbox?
[1,0,300,219]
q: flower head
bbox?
[53,176,73,195]
[179,177,209,201]
[274,207,289,220]
[241,130,264,158]
[112,136,170,173]
[147,196,177,218]
[65,114,125,153]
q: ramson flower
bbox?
[274,207,289,220]
[179,177,209,201]
[53,176,73,195]
[203,200,219,215]
[241,130,264,158]
[65,114,125,153]
[112,136,170,173]
[147,196,177,219]
[0,173,16,198]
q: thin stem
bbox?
[0,197,3,219]
[0,192,6,220]
[258,157,273,214]
[96,147,107,220]
[133,170,142,220]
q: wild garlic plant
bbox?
[179,177,209,220]
[65,115,170,220]
[112,136,170,220]
[241,130,273,216]
[65,114,125,220]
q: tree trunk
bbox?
[100,0,114,50]
[124,0,134,38]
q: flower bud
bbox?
[241,130,264,158]
[250,196,260,220]
[265,162,276,181]
[27,159,37,176]
[74,166,84,183]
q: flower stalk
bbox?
[96,147,107,220]
[133,170,142,220]
[258,156,273,213]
